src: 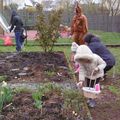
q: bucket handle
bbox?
[88,70,97,89]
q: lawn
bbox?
[89,30,120,44]
[57,30,120,44]
[0,30,120,45]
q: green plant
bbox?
[32,92,43,109]
[45,71,56,77]
[32,83,62,109]
[108,85,120,95]
[0,75,7,82]
[36,4,63,52]
[13,87,33,94]
[0,81,13,112]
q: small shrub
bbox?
[0,81,13,112]
[36,4,63,52]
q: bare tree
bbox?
[101,0,120,16]
[82,0,97,4]
[99,0,107,14]
[80,0,100,13]
[55,0,73,25]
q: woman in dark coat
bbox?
[10,10,24,52]
[84,33,115,74]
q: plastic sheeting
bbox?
[0,13,9,33]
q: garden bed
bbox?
[0,83,91,120]
[0,52,72,84]
[0,51,91,120]
[1,51,120,120]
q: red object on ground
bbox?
[4,36,13,46]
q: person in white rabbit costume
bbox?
[74,45,106,107]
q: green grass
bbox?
[0,39,4,44]
[108,48,120,74]
[56,30,120,44]
[108,85,120,95]
[89,30,120,44]
[57,38,72,43]
[0,30,120,46]
[57,30,120,44]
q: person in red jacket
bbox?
[71,3,88,45]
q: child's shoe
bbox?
[88,99,96,108]
[86,98,92,104]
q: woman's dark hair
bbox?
[84,33,95,44]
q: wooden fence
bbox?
[2,10,120,32]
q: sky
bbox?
[4,0,100,9]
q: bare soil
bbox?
[0,52,72,83]
[1,90,90,120]
[2,91,65,120]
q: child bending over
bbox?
[74,45,106,107]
